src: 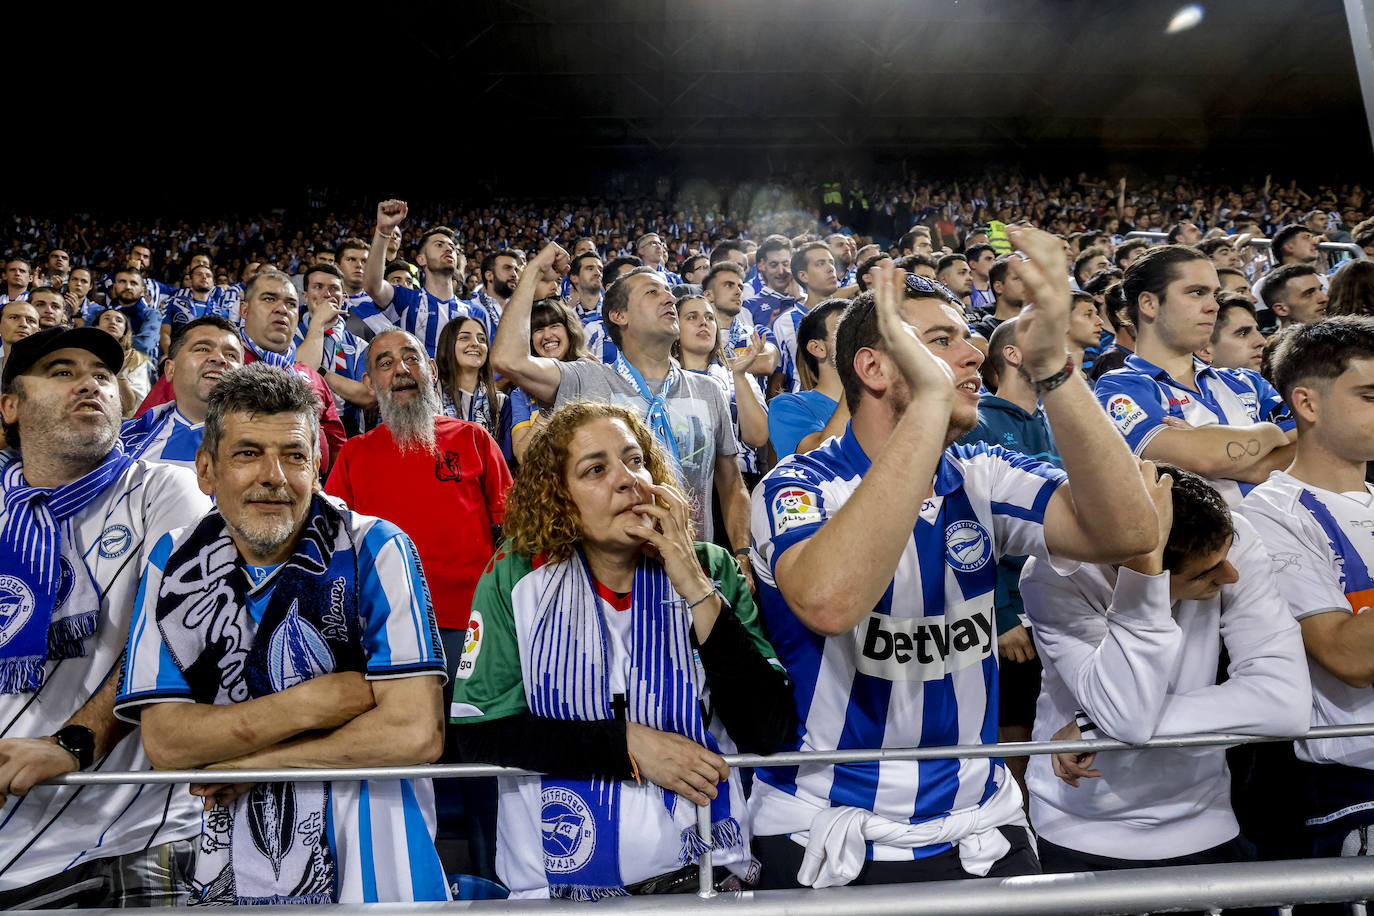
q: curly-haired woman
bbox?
[452,400,796,899]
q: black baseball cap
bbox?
[2,326,124,388]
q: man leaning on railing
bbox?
[747,228,1158,889]
[113,364,450,906]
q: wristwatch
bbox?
[52,725,95,770]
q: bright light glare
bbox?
[1166,4,1204,33]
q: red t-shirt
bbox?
[324,417,513,630]
[136,350,346,472]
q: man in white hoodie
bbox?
[1022,462,1309,873]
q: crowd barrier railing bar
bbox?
[41,721,1374,787]
[13,858,1374,915]
[31,724,1374,910]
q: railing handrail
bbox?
[42,721,1374,787]
[10,858,1374,914]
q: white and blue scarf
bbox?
[156,496,363,905]
[0,444,132,694]
[241,331,298,371]
[519,552,743,900]
[612,353,681,466]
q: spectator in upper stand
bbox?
[674,293,769,468]
[774,241,841,395]
[678,253,709,289]
[1066,291,1104,371]
[2,256,32,305]
[1260,264,1329,333]
[743,235,797,325]
[768,297,848,459]
[709,238,751,273]
[65,267,97,325]
[1113,238,1151,271]
[1270,223,1322,270]
[1327,258,1374,317]
[855,252,894,293]
[1198,237,1243,271]
[828,232,857,286]
[1071,247,1111,291]
[105,242,173,311]
[161,263,235,355]
[1025,464,1307,876]
[1094,245,1295,507]
[1204,294,1265,371]
[973,255,1028,341]
[897,225,935,256]
[636,232,682,285]
[103,267,161,359]
[937,253,973,307]
[0,299,40,381]
[294,262,375,437]
[334,237,381,340]
[41,249,69,291]
[704,261,780,383]
[1216,267,1258,304]
[92,309,156,417]
[436,315,512,457]
[476,249,521,328]
[567,251,610,360]
[1166,221,1203,246]
[29,287,68,330]
[360,201,489,356]
[385,259,414,289]
[898,252,940,280]
[966,242,997,313]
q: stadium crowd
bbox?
[0,168,1373,907]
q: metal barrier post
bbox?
[696,803,716,898]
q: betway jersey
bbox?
[1095,354,1293,506]
[119,402,203,471]
[0,458,210,889]
[1239,472,1374,769]
[750,428,1065,859]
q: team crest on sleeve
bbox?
[771,487,822,534]
[1105,395,1148,435]
[456,611,482,680]
[540,786,596,873]
[945,521,993,572]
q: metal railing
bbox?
[34,722,1374,909]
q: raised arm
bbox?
[770,264,956,636]
[489,242,568,405]
[727,330,770,448]
[1007,227,1157,562]
[363,200,406,310]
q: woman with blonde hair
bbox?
[452,400,795,899]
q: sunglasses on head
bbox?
[903,273,963,308]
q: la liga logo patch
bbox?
[771,487,821,534]
[1106,395,1148,436]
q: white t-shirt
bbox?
[0,458,210,890]
[1239,471,1374,768]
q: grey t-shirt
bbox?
[555,358,738,541]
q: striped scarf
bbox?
[518,551,741,900]
[241,331,297,371]
[612,353,680,466]
[0,443,133,693]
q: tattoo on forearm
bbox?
[1226,439,1262,460]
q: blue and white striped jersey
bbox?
[750,430,1066,860]
[772,302,810,394]
[0,459,210,890]
[115,505,448,902]
[119,403,203,471]
[356,285,489,358]
[163,286,241,331]
[1095,353,1294,506]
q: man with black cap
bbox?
[0,326,210,906]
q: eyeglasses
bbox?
[903,273,963,308]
